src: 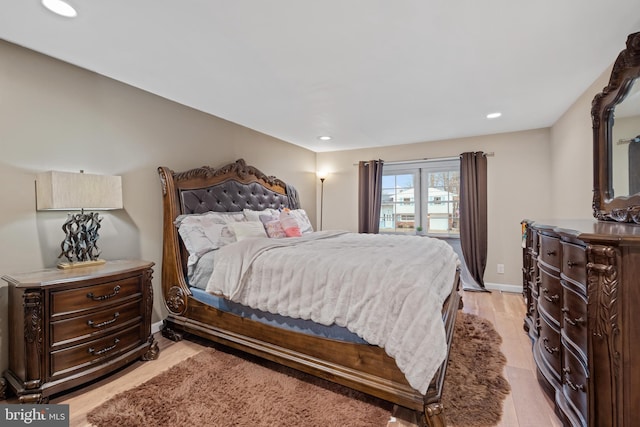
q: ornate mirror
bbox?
[593,31,640,222]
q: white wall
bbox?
[549,64,613,219]
[0,40,316,373]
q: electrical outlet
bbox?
[497,264,504,274]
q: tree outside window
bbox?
[379,160,460,236]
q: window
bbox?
[379,159,460,236]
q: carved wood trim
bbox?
[423,402,446,427]
[587,244,620,426]
[23,290,43,389]
[166,286,186,314]
[170,158,287,189]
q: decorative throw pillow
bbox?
[259,214,287,238]
[279,209,302,237]
[174,211,247,258]
[229,221,268,241]
[289,209,314,233]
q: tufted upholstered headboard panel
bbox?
[179,179,290,214]
[158,159,298,294]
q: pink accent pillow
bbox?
[259,214,287,238]
[279,209,301,237]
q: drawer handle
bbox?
[546,250,556,256]
[563,368,585,392]
[541,288,559,303]
[542,337,559,354]
[561,308,585,326]
[566,260,577,268]
[87,312,120,328]
[87,285,121,301]
[88,338,120,356]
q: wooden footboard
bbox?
[162,269,460,425]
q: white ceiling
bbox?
[2,1,640,152]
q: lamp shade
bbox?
[36,171,123,211]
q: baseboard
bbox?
[152,320,164,335]
[484,282,522,294]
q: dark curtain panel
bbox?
[459,152,488,289]
[358,159,384,233]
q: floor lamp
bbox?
[320,177,325,231]
[318,172,327,231]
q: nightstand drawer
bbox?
[51,299,143,347]
[51,276,142,316]
[50,324,143,379]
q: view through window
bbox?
[379,159,460,236]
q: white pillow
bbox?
[229,221,268,241]
[177,220,225,273]
[243,208,280,222]
[174,211,247,267]
[289,209,314,234]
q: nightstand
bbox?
[2,259,159,403]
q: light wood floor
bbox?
[2,290,563,427]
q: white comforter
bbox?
[205,230,459,394]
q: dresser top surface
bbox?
[525,218,640,243]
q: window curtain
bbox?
[459,152,488,290]
[358,159,384,233]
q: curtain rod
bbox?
[355,152,494,166]
[617,137,640,145]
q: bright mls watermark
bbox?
[1,405,69,426]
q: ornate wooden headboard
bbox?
[157,159,296,313]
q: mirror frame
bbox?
[593,31,640,222]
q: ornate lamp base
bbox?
[58,210,103,267]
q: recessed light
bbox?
[42,0,77,18]
[486,112,502,119]
[318,136,332,141]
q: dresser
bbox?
[2,259,159,403]
[522,219,640,427]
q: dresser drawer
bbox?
[51,276,142,316]
[538,314,561,381]
[561,284,587,358]
[51,299,143,347]
[539,234,561,269]
[561,242,587,287]
[50,324,143,379]
[538,268,562,322]
[562,343,588,426]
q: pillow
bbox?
[279,209,302,237]
[259,214,287,238]
[229,221,268,241]
[174,211,247,265]
[174,211,245,227]
[177,220,226,272]
[243,208,280,222]
[288,209,314,234]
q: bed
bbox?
[157,158,461,427]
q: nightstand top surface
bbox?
[2,259,154,287]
